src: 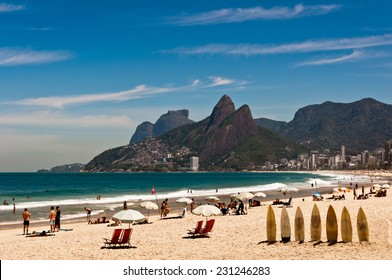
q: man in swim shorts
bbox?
[22,208,31,235]
[49,206,56,232]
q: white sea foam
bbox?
[0,182,290,211]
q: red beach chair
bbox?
[187,220,204,235]
[118,228,133,247]
[103,228,123,247]
[198,219,215,236]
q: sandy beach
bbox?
[1,170,391,260]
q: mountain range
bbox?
[84,95,304,171]
[255,98,392,152]
[130,97,392,153]
[84,96,392,172]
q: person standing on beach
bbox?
[161,199,169,217]
[84,207,91,222]
[190,198,195,212]
[22,208,31,235]
[55,206,61,232]
[49,206,56,232]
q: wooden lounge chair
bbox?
[187,220,203,235]
[103,228,123,248]
[197,219,215,236]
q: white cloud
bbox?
[206,76,234,87]
[0,48,73,66]
[192,79,201,86]
[8,85,172,108]
[6,77,247,108]
[169,4,341,25]
[0,3,25,12]
[163,34,392,56]
[296,50,364,66]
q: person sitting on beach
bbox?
[227,199,237,209]
[107,219,122,227]
[88,218,101,224]
[220,203,229,215]
[251,200,261,207]
[272,198,282,205]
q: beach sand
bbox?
[1,171,391,260]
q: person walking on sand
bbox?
[161,199,170,217]
[49,206,56,232]
[55,206,61,232]
[84,207,91,222]
[22,208,31,235]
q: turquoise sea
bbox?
[0,172,338,225]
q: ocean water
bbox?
[0,172,338,225]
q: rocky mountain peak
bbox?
[205,94,236,132]
[130,109,194,144]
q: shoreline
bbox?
[0,185,335,231]
[1,170,391,260]
[2,169,390,230]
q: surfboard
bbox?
[310,204,321,241]
[326,205,338,242]
[266,205,276,242]
[357,207,369,242]
[280,207,291,242]
[341,206,352,242]
[294,206,305,242]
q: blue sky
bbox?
[1,0,392,171]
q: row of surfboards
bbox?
[266,204,369,243]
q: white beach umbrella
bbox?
[176,197,193,205]
[279,186,299,195]
[372,184,381,189]
[206,196,220,202]
[192,204,221,221]
[140,201,158,209]
[235,192,254,201]
[140,201,158,220]
[254,192,267,198]
[112,209,146,228]
[381,184,391,189]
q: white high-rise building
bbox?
[190,157,199,172]
[341,145,346,162]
